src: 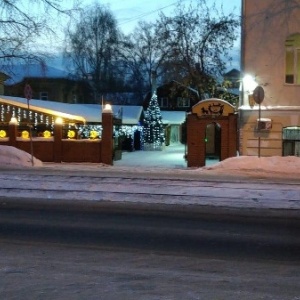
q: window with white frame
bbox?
[40,92,48,100]
[177,97,190,107]
[160,97,168,107]
[285,34,300,85]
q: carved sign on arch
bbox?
[192,98,235,117]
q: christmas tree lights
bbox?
[143,92,165,150]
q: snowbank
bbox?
[0,146,43,167]
[203,155,300,172]
[201,155,300,177]
[0,145,300,178]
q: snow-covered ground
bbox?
[0,145,43,168]
[1,145,299,215]
[0,145,300,179]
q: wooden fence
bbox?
[0,109,114,165]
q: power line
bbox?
[116,1,181,27]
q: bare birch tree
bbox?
[0,0,76,68]
[64,4,122,102]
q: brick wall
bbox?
[186,113,238,167]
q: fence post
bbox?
[54,118,63,163]
[8,117,18,148]
[101,104,113,165]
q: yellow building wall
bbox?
[240,108,300,156]
[241,0,300,156]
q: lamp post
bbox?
[24,84,34,166]
[102,104,113,165]
[253,86,265,158]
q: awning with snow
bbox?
[0,96,143,125]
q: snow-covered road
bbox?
[0,168,299,219]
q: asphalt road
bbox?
[0,207,299,300]
[0,207,299,260]
[0,166,299,299]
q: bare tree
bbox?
[156,0,240,99]
[0,0,76,68]
[64,4,122,102]
[120,21,170,96]
[119,0,239,100]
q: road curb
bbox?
[1,196,299,224]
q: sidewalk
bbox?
[0,143,300,221]
[0,166,299,221]
[113,143,218,168]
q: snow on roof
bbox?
[0,96,188,125]
[161,111,187,125]
[0,96,143,125]
[0,96,86,123]
[239,105,300,111]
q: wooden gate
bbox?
[186,99,238,167]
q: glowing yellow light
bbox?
[9,117,18,125]
[67,130,76,139]
[43,130,51,138]
[0,130,6,138]
[21,130,30,139]
[103,103,112,113]
[55,117,63,124]
[243,74,257,94]
[89,130,98,139]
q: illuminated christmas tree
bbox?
[143,92,165,150]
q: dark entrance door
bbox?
[282,127,300,157]
[205,122,221,163]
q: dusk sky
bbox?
[78,0,241,34]
[47,0,241,68]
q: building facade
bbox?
[240,0,300,157]
[2,64,93,104]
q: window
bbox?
[40,92,48,100]
[283,127,300,157]
[285,34,300,85]
[177,97,190,108]
[160,97,168,107]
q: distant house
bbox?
[143,81,199,145]
[223,68,240,89]
[143,80,200,112]
[104,92,143,106]
[2,64,93,104]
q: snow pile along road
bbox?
[202,155,300,177]
[0,146,43,167]
[0,145,300,179]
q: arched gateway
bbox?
[186,98,238,167]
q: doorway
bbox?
[283,127,300,156]
[205,122,221,162]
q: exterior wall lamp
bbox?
[243,74,258,107]
[243,74,258,94]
